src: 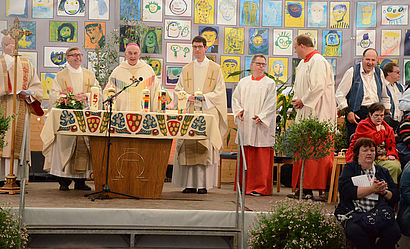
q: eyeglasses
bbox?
[67,53,82,57]
[253,62,266,67]
[393,71,400,74]
[192,45,204,49]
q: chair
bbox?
[327,154,346,203]
[273,155,293,192]
[218,152,238,188]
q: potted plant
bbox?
[248,199,346,249]
[0,205,28,248]
[275,115,334,199]
[0,106,15,149]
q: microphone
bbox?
[138,77,143,82]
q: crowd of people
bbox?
[1,32,409,248]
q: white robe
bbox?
[232,75,276,147]
[172,58,228,189]
[294,53,337,124]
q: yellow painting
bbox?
[269,58,288,83]
[224,27,244,54]
[330,2,350,29]
[298,30,318,49]
[285,1,304,27]
[221,56,240,83]
[41,72,56,100]
[194,0,214,24]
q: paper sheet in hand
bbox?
[351,175,378,200]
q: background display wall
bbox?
[1,0,410,109]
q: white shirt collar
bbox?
[360,62,375,75]
[66,63,83,73]
[194,57,209,67]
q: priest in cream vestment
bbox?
[0,35,43,184]
[172,36,228,194]
[104,43,161,111]
[42,47,98,191]
[289,35,336,200]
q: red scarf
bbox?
[304,50,320,63]
[251,74,265,81]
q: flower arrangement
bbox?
[248,199,346,249]
[55,86,87,110]
[0,205,28,249]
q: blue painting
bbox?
[244,56,252,76]
[262,0,282,27]
[240,0,259,26]
[18,21,36,49]
[248,28,268,55]
[307,2,327,27]
[33,0,53,18]
[121,0,141,20]
[322,30,342,57]
[356,2,376,28]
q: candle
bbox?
[142,88,150,112]
[90,84,100,111]
[194,90,203,114]
[158,89,167,112]
[177,90,186,114]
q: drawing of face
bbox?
[359,33,371,49]
[167,22,180,38]
[361,6,373,25]
[382,32,400,50]
[272,61,285,77]
[287,3,302,18]
[275,32,292,49]
[226,29,242,51]
[332,4,347,22]
[145,1,160,13]
[169,0,187,15]
[310,3,324,23]
[148,60,161,75]
[202,30,217,48]
[384,6,406,22]
[64,0,81,15]
[144,31,157,48]
[252,35,263,47]
[86,25,102,44]
[196,0,211,23]
[222,59,238,75]
[219,0,235,21]
[50,51,66,66]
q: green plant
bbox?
[0,106,15,149]
[275,116,334,199]
[55,86,86,109]
[248,199,346,249]
[0,205,28,249]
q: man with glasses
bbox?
[288,34,336,201]
[231,54,276,196]
[383,62,403,130]
[44,47,98,191]
[172,36,227,194]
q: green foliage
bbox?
[0,106,15,149]
[275,116,335,162]
[334,120,348,152]
[0,205,28,249]
[248,199,346,249]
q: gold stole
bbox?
[56,68,95,93]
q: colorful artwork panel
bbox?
[291,58,301,83]
[50,21,78,43]
[199,26,219,53]
[165,20,191,40]
[89,0,109,20]
[240,0,259,26]
[217,0,237,25]
[297,30,318,50]
[44,47,68,67]
[378,58,399,70]
[146,58,163,79]
[224,27,244,54]
[382,5,408,25]
[40,72,56,100]
[285,1,304,27]
[18,21,36,49]
[119,25,141,52]
[405,60,410,86]
[221,56,240,83]
[405,30,410,56]
[84,22,106,49]
[206,55,216,62]
[308,2,327,28]
[326,58,337,81]
[355,30,376,56]
[381,30,401,57]
[356,2,376,28]
[143,0,163,22]
[269,57,288,82]
[194,0,215,24]
[6,0,28,17]
[142,27,162,54]
[273,29,293,56]
[166,66,183,87]
[262,1,282,27]
[329,2,350,29]
[165,0,191,17]
[322,30,342,57]
[57,0,85,16]
[248,29,268,55]
[33,0,53,18]
[121,0,141,21]
[244,56,252,76]
[166,43,192,63]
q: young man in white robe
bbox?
[289,34,337,200]
[43,47,99,191]
[104,43,161,112]
[0,35,43,187]
[172,36,228,194]
[232,54,276,196]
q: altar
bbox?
[41,109,221,198]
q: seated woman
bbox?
[346,103,402,183]
[335,137,401,249]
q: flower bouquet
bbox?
[0,205,28,249]
[55,86,87,110]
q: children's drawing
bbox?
[382,5,408,25]
[262,1,282,27]
[166,43,192,63]
[143,0,163,22]
[355,30,375,56]
[381,30,401,56]
[240,0,259,26]
[244,56,252,76]
[326,58,337,81]
[248,29,268,55]
[199,26,219,53]
[322,30,342,57]
[329,2,349,29]
[142,27,162,54]
[85,22,106,49]
[308,2,327,27]
[166,66,183,86]
[165,20,191,40]
[285,1,304,27]
[405,29,410,56]
[221,56,240,83]
[44,47,68,67]
[57,0,85,16]
[41,72,56,100]
[18,21,36,49]
[405,60,410,86]
[33,0,53,18]
[121,0,141,20]
[269,58,288,82]
[378,58,399,70]
[89,0,109,20]
[194,0,214,24]
[217,0,237,25]
[356,2,376,28]
[224,28,244,54]
[273,30,293,55]
[6,0,28,17]
[147,58,163,78]
[291,58,301,83]
[50,21,78,42]
[298,30,318,49]
[165,0,191,17]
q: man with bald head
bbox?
[104,43,161,111]
[336,48,391,142]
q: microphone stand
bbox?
[85,77,143,200]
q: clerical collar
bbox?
[251,74,265,81]
[194,57,209,67]
[126,60,140,67]
[304,50,320,63]
[66,63,83,73]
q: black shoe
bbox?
[74,183,91,191]
[250,191,262,196]
[182,188,197,193]
[197,188,207,194]
[0,181,4,188]
[59,185,69,191]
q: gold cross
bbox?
[208,71,216,87]
[185,72,192,89]
[130,75,139,84]
[1,17,32,57]
[85,78,93,91]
